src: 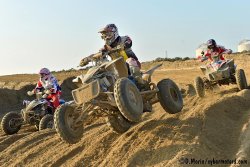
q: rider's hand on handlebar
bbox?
[44,89,52,95]
[42,94,48,99]
[27,90,34,96]
[104,44,112,51]
[92,52,103,60]
[79,58,89,67]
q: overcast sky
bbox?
[0,0,249,75]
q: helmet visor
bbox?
[208,45,215,50]
[40,73,47,79]
[100,31,113,40]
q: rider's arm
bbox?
[79,56,91,67]
[34,81,43,93]
[123,36,139,61]
[50,79,59,94]
[108,36,132,51]
[218,46,232,60]
[221,47,232,54]
[124,36,132,49]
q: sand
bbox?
[0,52,250,167]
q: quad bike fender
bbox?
[226,59,234,68]
[25,99,46,112]
[72,79,101,105]
[200,66,207,75]
[142,64,162,82]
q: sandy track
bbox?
[0,88,250,166]
[0,53,250,166]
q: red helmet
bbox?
[98,24,119,45]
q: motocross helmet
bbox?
[207,39,217,50]
[98,24,119,45]
[39,68,51,80]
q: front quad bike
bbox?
[194,59,248,97]
[54,50,183,144]
[1,92,65,135]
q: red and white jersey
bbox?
[203,45,232,62]
[35,75,60,94]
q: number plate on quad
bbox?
[72,79,100,105]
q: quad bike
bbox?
[54,48,183,144]
[194,59,248,97]
[1,91,65,135]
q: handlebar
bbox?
[79,45,124,67]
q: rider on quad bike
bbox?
[1,68,64,135]
[198,39,232,63]
[54,26,183,144]
[80,24,142,83]
[194,39,247,97]
[27,68,62,109]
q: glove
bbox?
[27,91,34,96]
[44,89,52,95]
[92,52,103,60]
[79,58,89,67]
[42,94,48,99]
[104,44,112,51]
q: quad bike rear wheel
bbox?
[236,69,248,90]
[157,79,183,114]
[194,77,205,97]
[106,113,132,134]
[54,103,83,144]
[1,111,22,135]
[114,78,143,122]
[39,114,54,131]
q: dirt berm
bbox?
[0,53,250,166]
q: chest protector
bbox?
[109,36,131,61]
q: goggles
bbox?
[40,73,47,78]
[208,45,215,49]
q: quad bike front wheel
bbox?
[39,114,54,131]
[54,103,83,144]
[106,113,132,134]
[194,77,205,97]
[1,111,22,135]
[114,78,143,122]
[157,79,183,114]
[236,69,248,90]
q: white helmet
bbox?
[39,68,51,80]
[98,24,119,45]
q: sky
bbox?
[0,0,249,75]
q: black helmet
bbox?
[207,39,217,49]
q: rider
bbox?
[80,24,141,78]
[27,68,62,109]
[199,39,232,62]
